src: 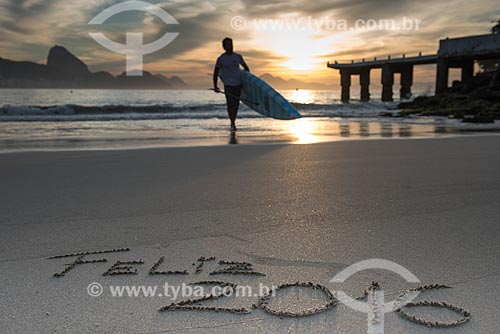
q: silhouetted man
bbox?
[213,37,250,131]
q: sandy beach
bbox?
[1,136,500,333]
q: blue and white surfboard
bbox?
[240,71,302,120]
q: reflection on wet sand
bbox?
[229,131,238,144]
[289,118,317,144]
[398,125,413,137]
[271,117,490,147]
[381,123,393,137]
[434,125,447,133]
[339,123,351,137]
[359,122,370,137]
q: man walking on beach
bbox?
[213,37,250,131]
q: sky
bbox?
[0,0,499,88]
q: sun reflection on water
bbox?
[288,89,315,104]
[289,118,319,144]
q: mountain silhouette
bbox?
[47,45,91,79]
[0,46,189,89]
[259,73,330,90]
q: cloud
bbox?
[0,0,118,60]
[0,0,499,85]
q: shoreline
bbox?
[0,120,500,155]
[1,129,500,155]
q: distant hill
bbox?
[0,46,190,89]
[47,45,91,79]
[155,74,190,89]
[259,73,330,90]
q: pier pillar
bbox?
[400,65,413,100]
[436,59,449,94]
[340,69,351,103]
[461,59,474,90]
[360,69,370,102]
[381,64,394,102]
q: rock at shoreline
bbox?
[398,87,500,123]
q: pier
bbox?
[328,33,500,102]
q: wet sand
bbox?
[1,136,499,333]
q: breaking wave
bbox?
[0,102,394,122]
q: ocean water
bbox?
[0,89,498,152]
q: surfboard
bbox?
[240,71,302,120]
